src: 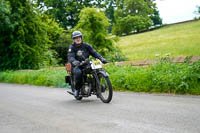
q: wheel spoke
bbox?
[98,73,112,103]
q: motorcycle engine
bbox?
[82,84,91,95]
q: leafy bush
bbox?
[105,61,200,94]
[105,46,128,62]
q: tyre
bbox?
[75,96,83,100]
[97,73,113,103]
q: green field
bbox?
[117,20,200,60]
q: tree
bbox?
[112,0,154,35]
[37,0,79,29]
[37,0,102,29]
[52,32,72,65]
[112,15,152,35]
[150,8,162,26]
[194,5,200,19]
[104,0,116,32]
[36,0,117,30]
[112,0,162,35]
[0,0,63,70]
[75,7,113,56]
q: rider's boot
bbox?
[74,89,79,97]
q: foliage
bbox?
[0,68,69,88]
[104,0,116,32]
[36,0,115,29]
[196,5,200,14]
[105,46,128,62]
[113,0,162,35]
[194,5,200,19]
[52,33,72,65]
[0,0,64,70]
[1,61,200,95]
[150,8,162,26]
[37,0,79,29]
[104,61,200,94]
[0,0,13,32]
[198,6,200,14]
[75,7,113,56]
[112,15,152,35]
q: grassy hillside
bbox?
[117,20,200,60]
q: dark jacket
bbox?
[68,43,102,64]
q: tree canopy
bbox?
[112,0,158,35]
[0,0,162,70]
[36,0,116,29]
[75,7,113,56]
[0,0,63,70]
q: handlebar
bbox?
[79,58,90,66]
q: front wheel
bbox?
[97,74,113,103]
[75,96,83,100]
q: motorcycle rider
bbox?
[68,31,108,98]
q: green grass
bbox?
[117,20,200,60]
[0,68,69,88]
[0,61,200,95]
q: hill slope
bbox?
[117,20,200,60]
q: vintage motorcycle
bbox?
[65,59,113,103]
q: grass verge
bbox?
[0,68,69,88]
[0,61,200,95]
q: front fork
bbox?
[92,71,102,97]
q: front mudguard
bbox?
[98,70,109,77]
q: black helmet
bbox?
[72,31,82,39]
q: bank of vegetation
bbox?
[106,61,200,94]
[0,60,200,95]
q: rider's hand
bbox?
[80,58,89,66]
[72,60,80,66]
[101,58,108,64]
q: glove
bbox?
[100,58,108,64]
[79,58,89,66]
[72,60,80,66]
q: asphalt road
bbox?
[0,83,200,133]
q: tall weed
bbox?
[105,61,200,94]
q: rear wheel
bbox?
[97,73,112,103]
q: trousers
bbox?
[72,66,82,90]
